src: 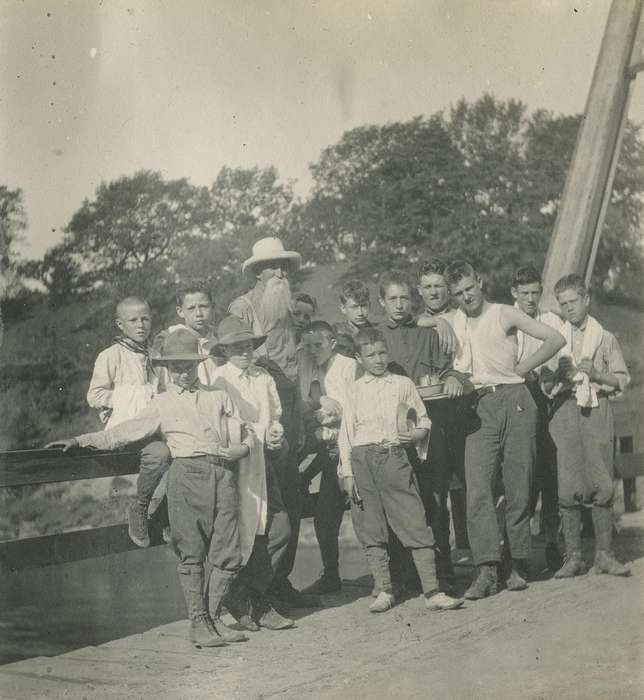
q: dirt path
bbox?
[2,510,642,700]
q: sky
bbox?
[2,0,644,259]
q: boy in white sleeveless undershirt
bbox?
[445,261,565,600]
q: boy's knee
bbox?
[591,481,614,508]
[559,490,583,509]
[177,562,203,576]
[269,510,292,549]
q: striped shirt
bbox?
[338,371,431,477]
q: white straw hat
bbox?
[241,237,302,277]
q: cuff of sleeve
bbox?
[338,462,353,479]
[439,369,464,382]
[76,434,94,448]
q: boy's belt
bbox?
[361,442,404,454]
[182,454,235,468]
[475,384,522,399]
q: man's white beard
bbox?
[258,276,292,331]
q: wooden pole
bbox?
[541,0,644,311]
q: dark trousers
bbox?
[351,444,438,595]
[526,381,560,543]
[549,397,615,509]
[465,384,536,566]
[134,439,172,503]
[237,452,292,594]
[424,397,471,559]
[256,358,302,589]
[266,438,302,589]
[168,456,242,577]
[312,448,346,576]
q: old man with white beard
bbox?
[229,237,321,609]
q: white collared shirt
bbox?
[210,362,282,442]
[338,371,431,477]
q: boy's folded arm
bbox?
[504,307,566,376]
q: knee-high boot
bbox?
[178,567,225,647]
[208,569,247,642]
[591,507,630,576]
[554,508,586,578]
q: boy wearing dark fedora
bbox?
[48,329,251,648]
[210,315,294,631]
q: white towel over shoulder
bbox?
[560,315,604,408]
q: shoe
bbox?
[506,569,528,591]
[210,617,248,643]
[302,572,342,595]
[592,550,630,577]
[128,501,150,548]
[464,565,498,600]
[256,601,294,630]
[545,542,563,572]
[272,580,323,608]
[189,615,227,648]
[554,552,586,579]
[224,585,260,632]
[162,526,172,544]
[424,591,465,611]
[369,591,395,613]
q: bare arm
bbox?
[416,315,457,355]
[501,306,565,377]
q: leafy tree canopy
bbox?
[302,94,644,301]
[0,186,27,298]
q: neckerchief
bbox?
[114,335,156,380]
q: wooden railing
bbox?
[0,448,167,572]
[0,442,642,573]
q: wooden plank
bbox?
[615,452,644,479]
[0,522,167,572]
[0,448,140,488]
[541,0,644,310]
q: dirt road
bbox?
[1,508,642,700]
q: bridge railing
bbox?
[0,448,164,572]
[0,441,642,573]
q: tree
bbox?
[0,186,27,298]
[172,166,301,307]
[304,116,467,263]
[302,95,644,302]
[28,166,303,313]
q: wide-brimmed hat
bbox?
[241,237,302,277]
[151,329,207,364]
[209,315,267,354]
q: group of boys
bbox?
[48,236,631,648]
